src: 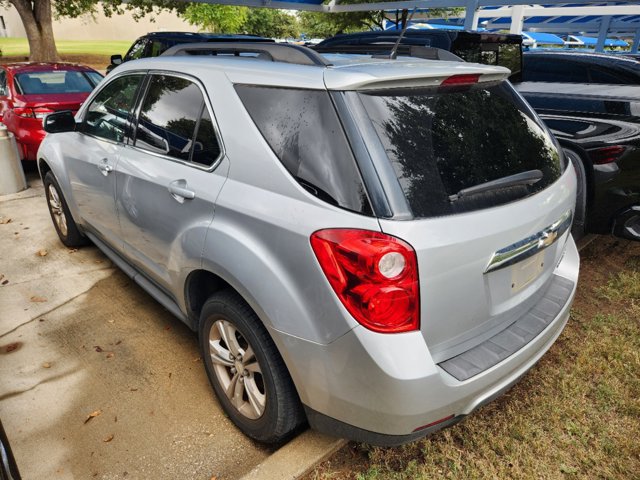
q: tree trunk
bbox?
[10,0,59,62]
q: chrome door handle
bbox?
[168,180,195,202]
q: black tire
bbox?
[199,290,305,444]
[564,148,588,241]
[43,171,88,248]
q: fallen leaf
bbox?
[103,434,114,443]
[42,362,52,368]
[1,280,8,286]
[84,410,102,424]
[210,476,217,480]
[36,249,48,257]
[68,248,78,254]
[5,343,21,353]
[106,352,114,359]
[114,416,117,423]
[39,318,45,322]
[0,217,12,224]
[95,260,103,264]
[94,346,103,353]
[115,340,122,346]
[193,357,201,362]
[130,388,138,392]
[30,296,47,303]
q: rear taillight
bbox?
[311,229,419,333]
[12,107,54,119]
[589,145,626,165]
[440,74,481,87]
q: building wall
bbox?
[0,4,197,40]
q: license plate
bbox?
[511,250,545,292]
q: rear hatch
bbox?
[326,61,575,368]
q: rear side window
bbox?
[135,74,221,167]
[236,85,372,215]
[358,81,563,218]
[522,57,589,83]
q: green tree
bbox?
[244,8,299,38]
[299,5,462,39]
[1,0,186,62]
[182,4,248,34]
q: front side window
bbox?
[125,39,148,61]
[135,74,220,166]
[83,74,144,143]
[358,81,563,218]
[236,85,372,215]
[0,70,7,96]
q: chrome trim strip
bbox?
[484,209,573,274]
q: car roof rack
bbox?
[314,44,463,63]
[161,42,332,67]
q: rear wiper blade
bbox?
[448,169,543,203]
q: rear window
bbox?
[358,81,563,218]
[15,71,98,95]
[236,85,372,215]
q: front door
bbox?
[65,73,145,250]
[115,73,228,291]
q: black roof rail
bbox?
[160,42,332,67]
[314,44,463,62]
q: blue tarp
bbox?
[522,32,565,45]
[572,35,629,47]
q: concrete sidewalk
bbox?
[0,172,343,479]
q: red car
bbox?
[0,63,102,161]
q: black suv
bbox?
[314,30,524,81]
[107,32,274,73]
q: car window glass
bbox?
[0,70,6,96]
[358,81,563,218]
[236,85,372,215]
[589,67,632,85]
[125,39,148,61]
[523,57,589,83]
[86,71,103,87]
[191,106,221,167]
[135,75,209,163]
[83,74,144,143]
[15,71,96,94]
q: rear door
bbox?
[353,79,575,364]
[116,72,228,291]
[65,73,145,249]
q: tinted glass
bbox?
[192,107,220,166]
[589,67,635,84]
[0,70,6,96]
[125,39,147,61]
[522,57,589,83]
[135,75,205,162]
[358,82,563,218]
[84,74,143,143]
[236,85,372,215]
[15,71,96,94]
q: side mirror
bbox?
[110,54,123,65]
[43,110,76,133]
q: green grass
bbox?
[0,37,130,57]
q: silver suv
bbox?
[38,43,579,446]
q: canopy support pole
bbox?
[595,16,611,53]
[464,0,480,30]
[509,5,525,34]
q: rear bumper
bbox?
[3,115,45,161]
[276,235,579,444]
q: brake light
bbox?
[12,107,34,118]
[440,74,481,86]
[12,107,54,119]
[589,145,626,165]
[310,229,419,333]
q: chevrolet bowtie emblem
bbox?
[539,230,558,248]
